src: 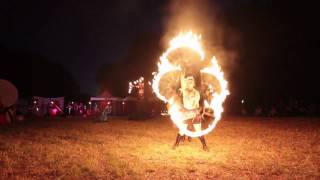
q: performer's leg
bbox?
[186,123,192,142]
[194,123,209,151]
[180,135,186,142]
[173,124,188,149]
[187,136,192,142]
[199,136,209,151]
[172,133,182,149]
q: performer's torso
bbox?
[182,89,200,110]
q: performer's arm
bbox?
[180,71,186,93]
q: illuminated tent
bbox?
[90,97,125,115]
[90,96,134,116]
[32,96,64,117]
[0,79,18,124]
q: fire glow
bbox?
[128,77,144,94]
[152,31,229,137]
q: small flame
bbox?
[128,76,144,94]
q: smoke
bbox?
[161,0,240,78]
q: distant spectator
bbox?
[307,104,316,116]
[241,107,247,116]
[254,106,263,116]
[268,106,277,117]
[66,102,72,117]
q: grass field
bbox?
[0,116,319,179]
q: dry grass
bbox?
[0,116,319,179]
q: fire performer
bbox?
[153,32,229,152]
[172,72,209,151]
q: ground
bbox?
[0,116,319,179]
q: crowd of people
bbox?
[26,97,320,118]
[240,99,320,117]
[65,101,89,117]
[29,99,107,118]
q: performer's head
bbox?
[186,75,195,90]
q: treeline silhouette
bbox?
[96,32,161,97]
[0,47,80,98]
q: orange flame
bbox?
[152,31,229,137]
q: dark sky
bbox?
[1,0,319,104]
[1,0,167,94]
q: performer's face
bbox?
[186,76,195,90]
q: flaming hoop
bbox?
[152,31,229,137]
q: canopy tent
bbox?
[89,96,123,115]
[90,97,106,101]
[32,96,64,117]
[89,96,164,117]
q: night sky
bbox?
[1,0,168,94]
[1,0,319,105]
